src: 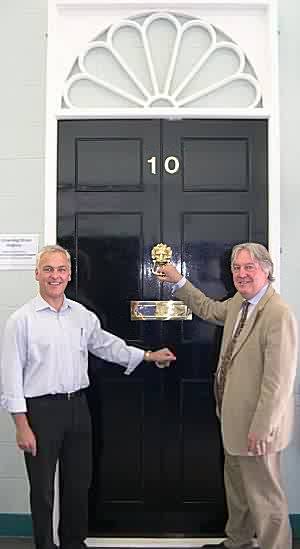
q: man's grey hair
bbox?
[231,242,275,282]
[36,244,72,271]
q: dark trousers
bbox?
[24,392,92,549]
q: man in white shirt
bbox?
[0,244,176,549]
[156,243,297,549]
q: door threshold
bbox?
[86,538,225,547]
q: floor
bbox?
[0,540,299,548]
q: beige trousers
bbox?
[223,450,292,549]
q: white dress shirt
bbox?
[0,294,144,413]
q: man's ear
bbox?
[35,269,39,281]
[68,274,71,281]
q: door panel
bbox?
[57,118,267,535]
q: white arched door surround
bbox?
[45,0,280,285]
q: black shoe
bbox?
[201,541,227,549]
[201,541,259,549]
[57,541,88,549]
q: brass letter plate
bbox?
[130,301,192,321]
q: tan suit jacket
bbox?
[176,282,298,455]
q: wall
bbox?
[0,0,47,522]
[279,0,300,518]
[0,0,299,536]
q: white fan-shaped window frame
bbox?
[62,12,262,111]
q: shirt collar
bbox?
[247,283,270,306]
[34,294,72,312]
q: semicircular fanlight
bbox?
[62,12,262,110]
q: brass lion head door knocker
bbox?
[151,243,172,277]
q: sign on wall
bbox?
[0,234,39,270]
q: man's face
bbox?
[231,249,269,299]
[35,251,71,303]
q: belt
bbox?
[27,389,85,401]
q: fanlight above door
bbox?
[62,12,262,110]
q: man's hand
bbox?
[155,264,183,283]
[144,347,176,368]
[13,414,37,456]
[16,424,37,456]
[247,432,271,456]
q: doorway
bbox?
[57,118,267,535]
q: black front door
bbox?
[57,119,267,536]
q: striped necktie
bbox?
[214,300,250,413]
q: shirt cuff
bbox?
[1,396,27,414]
[173,276,187,292]
[124,347,145,375]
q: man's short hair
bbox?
[231,242,275,282]
[36,244,72,271]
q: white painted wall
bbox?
[279,0,300,513]
[0,1,47,513]
[0,0,299,520]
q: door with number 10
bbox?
[57,118,267,535]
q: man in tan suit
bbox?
[157,243,298,549]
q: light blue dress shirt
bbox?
[0,294,144,413]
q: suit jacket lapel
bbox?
[231,285,275,359]
[220,295,243,356]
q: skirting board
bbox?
[0,514,299,540]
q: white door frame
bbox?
[47,1,280,545]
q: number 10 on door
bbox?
[147,156,180,175]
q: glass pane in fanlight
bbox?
[182,80,258,108]
[111,25,154,96]
[176,47,241,101]
[84,47,146,101]
[146,18,178,93]
[68,79,140,108]
[170,26,213,94]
